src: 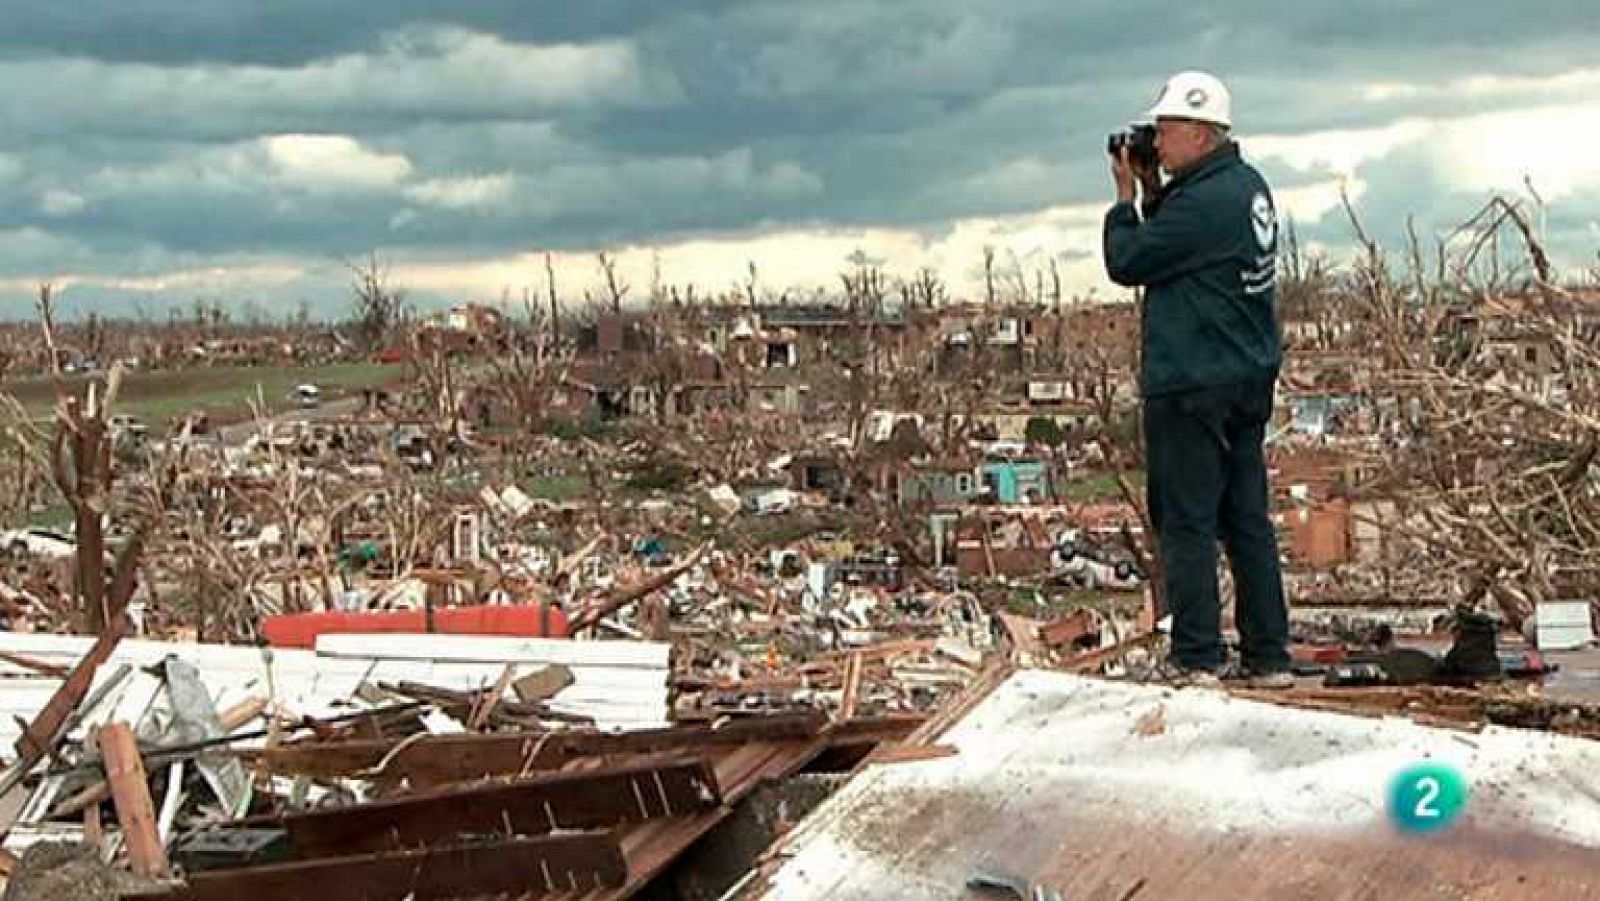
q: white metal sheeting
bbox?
[751,670,1600,901]
[0,631,671,760]
[1536,600,1597,651]
[315,633,671,728]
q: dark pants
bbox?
[1144,377,1289,672]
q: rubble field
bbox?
[0,239,1595,899]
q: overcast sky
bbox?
[2,1,1598,319]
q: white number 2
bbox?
[1414,777,1442,819]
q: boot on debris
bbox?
[1439,606,1504,683]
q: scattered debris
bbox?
[0,243,1593,898]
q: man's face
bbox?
[1154,119,1212,173]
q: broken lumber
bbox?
[511,664,575,703]
[1039,610,1099,649]
[131,831,627,901]
[568,541,709,631]
[865,742,958,765]
[279,758,719,859]
[99,721,167,878]
[14,624,124,762]
[0,650,69,678]
[1064,631,1161,674]
[0,625,129,804]
[838,652,864,722]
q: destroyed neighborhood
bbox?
[0,238,1594,901]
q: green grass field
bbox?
[525,474,590,501]
[6,363,404,425]
[1058,470,1145,502]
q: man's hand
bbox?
[1110,147,1161,205]
[1110,146,1137,204]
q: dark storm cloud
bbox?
[0,0,1595,315]
[0,2,718,65]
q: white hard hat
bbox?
[1146,71,1232,128]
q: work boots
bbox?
[1439,607,1504,683]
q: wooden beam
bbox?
[250,712,829,785]
[99,721,166,877]
[865,742,959,765]
[131,832,627,901]
[280,758,720,860]
[0,650,69,678]
[1063,630,1161,673]
[14,624,123,762]
[466,665,517,731]
[568,541,709,631]
[838,652,864,722]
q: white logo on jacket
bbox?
[1250,192,1277,251]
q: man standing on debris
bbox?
[1102,71,1291,688]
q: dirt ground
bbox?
[2,843,165,901]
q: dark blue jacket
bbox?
[1103,142,1282,397]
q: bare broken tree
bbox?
[348,252,408,351]
[597,251,629,314]
[902,267,947,310]
[982,246,998,308]
[33,285,171,633]
[1338,193,1599,629]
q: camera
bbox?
[1107,123,1157,169]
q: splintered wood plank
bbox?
[99,721,166,877]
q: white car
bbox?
[1,528,76,559]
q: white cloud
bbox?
[38,189,87,216]
[0,257,304,295]
[405,173,516,211]
[263,134,413,188]
[0,227,97,276]
[84,263,305,293]
[1252,98,1600,203]
[395,198,1113,304]
[1276,177,1363,226]
[0,28,671,140]
[83,133,414,200]
[1249,121,1429,177]
[1434,103,1600,200]
[1363,68,1600,104]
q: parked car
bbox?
[291,384,321,409]
[0,528,76,559]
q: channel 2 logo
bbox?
[1388,763,1468,835]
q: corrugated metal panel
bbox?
[314,632,669,668]
[0,631,670,751]
[316,633,670,729]
[748,671,1600,901]
[0,633,373,752]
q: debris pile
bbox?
[0,221,1594,898]
[0,630,920,899]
